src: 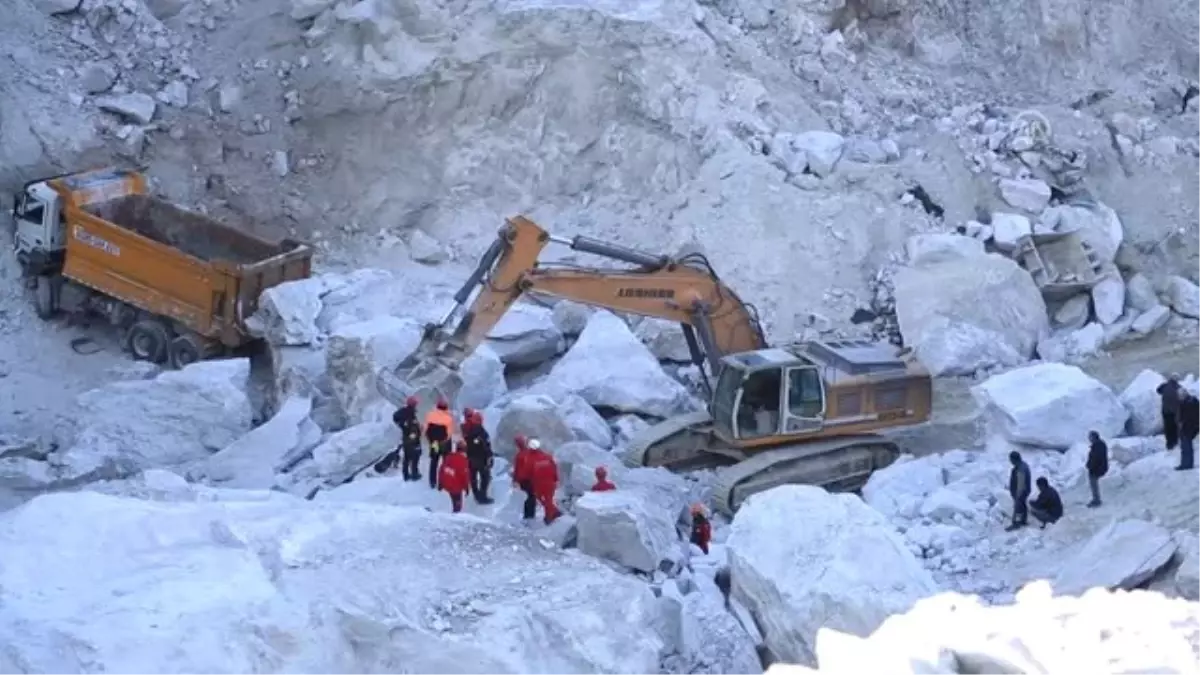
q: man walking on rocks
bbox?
[1177,391,1198,471]
[1029,477,1064,529]
[464,410,494,504]
[424,397,456,490]
[1006,451,1032,532]
[1157,375,1183,450]
[1086,430,1109,508]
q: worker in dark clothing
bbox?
[464,410,494,504]
[591,466,616,492]
[1157,376,1183,449]
[1006,451,1032,531]
[423,397,456,490]
[1178,392,1199,471]
[376,396,421,476]
[512,434,537,521]
[690,504,713,554]
[1028,477,1064,528]
[1086,430,1109,508]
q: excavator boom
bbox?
[377,216,766,406]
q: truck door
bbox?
[782,365,825,433]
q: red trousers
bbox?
[448,491,464,513]
[536,490,559,523]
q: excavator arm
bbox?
[377,216,767,406]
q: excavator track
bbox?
[711,434,901,516]
[620,411,728,471]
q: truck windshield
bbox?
[14,193,44,226]
[710,364,743,438]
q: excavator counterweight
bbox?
[377,216,933,515]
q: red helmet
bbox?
[436,397,449,410]
[514,434,528,450]
[469,410,483,425]
[463,407,476,418]
[405,396,419,407]
[455,439,467,452]
[595,465,608,479]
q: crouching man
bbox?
[1029,477,1063,529]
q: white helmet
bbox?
[527,438,542,450]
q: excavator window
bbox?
[734,368,782,439]
[786,367,824,419]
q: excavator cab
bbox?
[710,349,827,442]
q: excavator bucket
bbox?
[375,354,464,409]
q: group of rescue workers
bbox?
[375,395,713,551]
[1002,375,1200,532]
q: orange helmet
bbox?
[595,466,608,479]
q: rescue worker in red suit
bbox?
[379,396,422,480]
[512,434,537,521]
[423,398,456,490]
[690,503,712,555]
[464,410,494,504]
[591,465,616,492]
[527,438,561,524]
[438,440,471,513]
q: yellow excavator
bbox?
[378,216,933,514]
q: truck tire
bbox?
[168,334,206,369]
[127,320,170,363]
[34,276,56,320]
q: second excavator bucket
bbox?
[376,354,465,409]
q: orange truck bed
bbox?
[50,173,312,348]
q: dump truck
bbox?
[376,216,934,514]
[10,167,313,368]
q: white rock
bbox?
[492,394,576,459]
[486,303,563,367]
[95,92,157,124]
[1163,276,1200,318]
[192,396,319,489]
[1048,202,1125,264]
[861,454,946,522]
[1052,294,1091,330]
[1036,322,1105,363]
[248,275,343,346]
[1053,519,1177,596]
[1119,369,1167,436]
[161,80,189,108]
[218,84,241,112]
[611,414,650,447]
[80,62,117,94]
[33,0,81,14]
[919,487,984,523]
[895,253,1047,376]
[406,229,448,264]
[272,150,290,177]
[324,316,422,426]
[997,178,1051,213]
[315,268,450,332]
[1171,530,1198,600]
[538,311,698,418]
[727,486,939,666]
[50,360,253,487]
[550,300,593,336]
[1090,273,1126,325]
[576,489,678,573]
[556,394,614,449]
[284,421,397,493]
[0,491,669,672]
[903,233,984,266]
[1130,305,1171,335]
[774,130,846,177]
[291,0,337,20]
[459,344,508,411]
[971,363,1128,449]
[1146,135,1179,156]
[634,317,692,362]
[678,582,764,674]
[989,212,1032,251]
[1124,273,1159,312]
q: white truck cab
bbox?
[11,180,66,261]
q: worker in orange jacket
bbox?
[423,397,456,490]
[591,465,616,492]
[511,434,537,520]
[438,440,471,513]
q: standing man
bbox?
[1006,450,1032,532]
[512,434,537,521]
[424,397,456,490]
[437,440,471,513]
[464,410,494,504]
[1028,477,1064,529]
[1157,375,1183,450]
[1178,391,1199,471]
[690,503,713,554]
[527,439,561,524]
[1086,430,1109,508]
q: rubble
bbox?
[79,62,117,94]
[997,177,1052,213]
[727,485,939,666]
[1036,322,1105,363]
[575,489,680,573]
[95,92,157,125]
[972,362,1128,448]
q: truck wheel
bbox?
[34,276,56,320]
[127,320,170,363]
[168,334,206,369]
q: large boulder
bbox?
[1053,519,1178,596]
[486,303,564,367]
[0,491,670,673]
[281,421,398,494]
[247,274,347,346]
[315,268,453,333]
[1044,201,1125,264]
[490,394,583,459]
[325,316,423,425]
[191,396,323,489]
[1163,275,1200,318]
[458,344,509,411]
[1118,369,1167,436]
[894,253,1048,376]
[1171,530,1199,601]
[633,317,692,362]
[971,363,1128,449]
[860,454,947,522]
[575,489,680,573]
[726,486,939,666]
[903,233,985,266]
[538,311,698,417]
[676,579,764,674]
[45,359,253,488]
[1036,323,1106,363]
[803,585,1199,674]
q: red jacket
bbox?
[592,479,616,492]
[691,516,712,554]
[528,450,559,495]
[439,452,470,494]
[513,448,535,484]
